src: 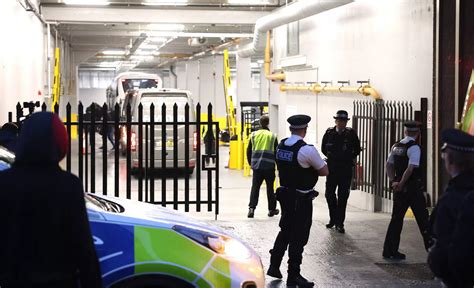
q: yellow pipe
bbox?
[280,83,381,100]
[265,32,286,81]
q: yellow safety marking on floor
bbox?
[405,208,414,218]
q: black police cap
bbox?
[333,110,350,120]
[287,114,311,129]
[404,121,421,132]
[441,128,474,153]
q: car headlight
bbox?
[173,225,252,260]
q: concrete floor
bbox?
[65,140,440,287]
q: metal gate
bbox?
[352,99,427,204]
[11,101,220,217]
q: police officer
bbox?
[247,115,279,218]
[428,128,474,287]
[322,110,361,233]
[382,121,431,260]
[267,114,328,287]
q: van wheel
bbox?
[111,275,194,288]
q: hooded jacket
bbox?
[0,112,102,287]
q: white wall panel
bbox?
[270,0,434,199]
[0,0,45,124]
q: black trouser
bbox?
[270,188,313,277]
[248,169,277,211]
[383,185,431,254]
[325,165,352,227]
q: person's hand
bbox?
[391,181,403,192]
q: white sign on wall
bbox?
[427,110,432,129]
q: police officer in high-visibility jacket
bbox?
[267,114,328,287]
[247,115,279,218]
[383,121,431,260]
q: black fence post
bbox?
[41,103,47,112]
[215,117,220,219]
[54,102,59,115]
[196,103,201,212]
[150,103,156,203]
[114,103,120,197]
[126,103,132,200]
[173,103,179,210]
[8,112,12,123]
[184,103,190,212]
[78,102,84,184]
[66,103,72,173]
[90,104,96,194]
[16,103,21,126]
[138,103,144,202]
[160,103,165,206]
[102,104,108,196]
[207,103,213,212]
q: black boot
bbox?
[287,274,314,287]
[247,208,255,218]
[266,265,282,279]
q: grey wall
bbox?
[269,0,434,199]
[176,56,226,118]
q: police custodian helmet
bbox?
[287,114,311,129]
[333,110,350,121]
[404,121,421,132]
[441,128,474,153]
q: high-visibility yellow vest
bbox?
[250,129,276,170]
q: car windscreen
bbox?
[85,194,124,213]
[121,79,159,94]
[0,147,15,166]
[140,93,189,121]
[0,160,10,171]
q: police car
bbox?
[0,146,264,288]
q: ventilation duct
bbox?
[238,0,354,58]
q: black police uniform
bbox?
[268,115,318,287]
[383,122,431,259]
[449,191,474,287]
[322,111,361,231]
[428,128,474,287]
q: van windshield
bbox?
[121,79,158,93]
[140,93,189,121]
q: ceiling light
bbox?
[130,55,154,60]
[148,37,168,43]
[102,50,126,55]
[142,0,188,6]
[64,0,110,5]
[147,23,185,31]
[139,44,158,50]
[135,50,153,56]
[257,60,264,64]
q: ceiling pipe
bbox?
[238,0,354,58]
[264,31,285,81]
[280,83,381,100]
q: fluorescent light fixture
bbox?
[139,43,158,50]
[152,51,161,56]
[64,0,110,5]
[148,37,168,43]
[135,50,153,56]
[257,60,264,64]
[143,0,188,6]
[130,55,154,60]
[102,50,126,55]
[147,23,185,31]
